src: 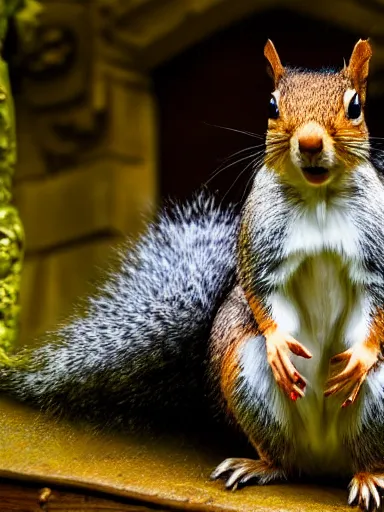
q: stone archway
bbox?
[13,0,384,345]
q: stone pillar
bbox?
[14,0,156,346]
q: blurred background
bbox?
[9,0,384,346]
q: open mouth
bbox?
[302,167,330,185]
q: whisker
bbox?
[266,146,288,155]
[240,156,266,202]
[333,136,371,161]
[221,160,255,203]
[222,153,265,203]
[241,169,258,203]
[266,133,290,141]
[204,149,265,187]
[218,144,265,165]
[204,122,265,140]
[264,136,290,166]
[334,139,370,146]
[339,147,370,154]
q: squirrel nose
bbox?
[298,135,323,155]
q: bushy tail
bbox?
[0,194,239,430]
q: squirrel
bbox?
[0,38,383,511]
[210,39,384,511]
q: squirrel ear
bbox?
[347,39,372,101]
[264,39,284,86]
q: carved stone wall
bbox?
[14,0,157,344]
[13,0,384,345]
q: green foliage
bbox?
[0,0,41,355]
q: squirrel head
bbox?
[264,39,372,188]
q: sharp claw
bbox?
[210,459,233,480]
[342,397,352,408]
[341,390,358,408]
[373,477,384,489]
[293,384,305,396]
[367,479,381,511]
[348,480,359,505]
[361,483,371,511]
[225,467,248,489]
[297,380,306,390]
[293,372,306,389]
[349,474,384,512]
[239,473,257,485]
[212,458,284,490]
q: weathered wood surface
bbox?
[0,480,171,511]
[0,397,353,512]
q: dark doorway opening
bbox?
[153,8,382,206]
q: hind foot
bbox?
[210,457,285,491]
[348,472,384,511]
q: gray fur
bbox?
[1,194,239,429]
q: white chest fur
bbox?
[278,199,361,282]
[269,201,366,475]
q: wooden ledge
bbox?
[0,397,351,511]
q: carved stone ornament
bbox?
[0,0,41,352]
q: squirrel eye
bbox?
[347,92,361,120]
[269,95,279,119]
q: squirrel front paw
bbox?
[210,457,286,490]
[324,344,380,407]
[265,328,312,401]
[348,472,384,511]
